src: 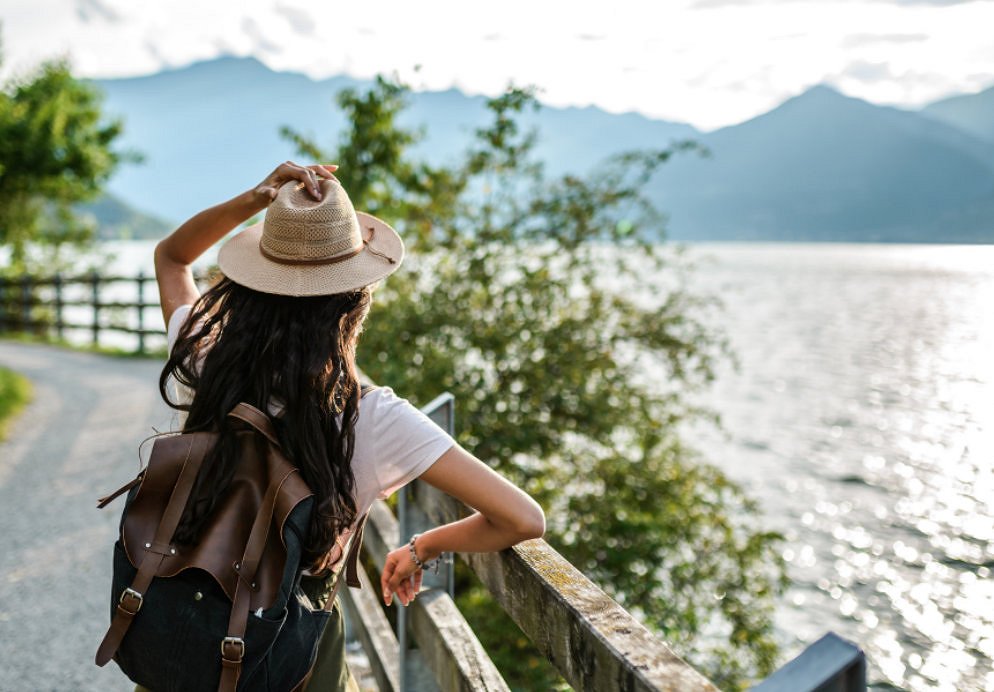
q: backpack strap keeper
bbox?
[221,636,245,662]
[118,588,144,615]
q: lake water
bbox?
[681,243,994,692]
[77,241,994,690]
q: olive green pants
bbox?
[303,597,360,691]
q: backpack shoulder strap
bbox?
[227,403,279,446]
[219,461,298,692]
[324,511,369,611]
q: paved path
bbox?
[0,341,175,691]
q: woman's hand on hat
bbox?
[254,161,339,205]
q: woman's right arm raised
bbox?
[379,444,545,606]
[153,161,337,328]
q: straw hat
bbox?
[218,178,404,296]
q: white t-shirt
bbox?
[166,305,454,528]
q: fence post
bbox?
[0,277,7,332]
[91,271,100,347]
[54,273,64,342]
[20,274,32,332]
[136,271,146,354]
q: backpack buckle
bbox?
[118,588,143,615]
[221,636,245,663]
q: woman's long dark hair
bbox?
[159,276,371,570]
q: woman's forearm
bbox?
[380,508,543,605]
[156,189,266,267]
[378,443,545,605]
[413,512,541,563]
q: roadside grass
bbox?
[0,366,32,440]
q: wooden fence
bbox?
[0,271,197,353]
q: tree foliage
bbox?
[0,57,129,270]
[284,77,787,689]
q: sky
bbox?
[1,0,993,130]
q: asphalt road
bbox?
[0,341,174,691]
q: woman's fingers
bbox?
[311,164,339,179]
[291,163,321,200]
[388,569,412,597]
[395,575,418,606]
[258,161,339,203]
[278,161,322,200]
[381,556,397,606]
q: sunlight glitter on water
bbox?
[678,243,994,691]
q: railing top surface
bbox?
[411,480,717,692]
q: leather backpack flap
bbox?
[121,427,314,611]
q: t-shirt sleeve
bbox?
[363,387,455,499]
[164,305,197,417]
[166,305,194,355]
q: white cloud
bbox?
[0,0,992,130]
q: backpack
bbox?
[94,402,367,692]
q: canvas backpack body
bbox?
[94,402,366,692]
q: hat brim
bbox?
[217,211,405,297]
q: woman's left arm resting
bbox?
[380,444,545,605]
[414,444,546,557]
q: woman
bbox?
[154,160,545,689]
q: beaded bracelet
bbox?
[408,533,429,571]
[408,534,452,574]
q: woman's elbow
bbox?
[513,503,546,542]
[153,240,173,275]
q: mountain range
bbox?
[91,56,994,242]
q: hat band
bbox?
[258,227,397,267]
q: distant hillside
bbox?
[921,85,994,145]
[93,57,695,223]
[94,57,994,243]
[652,85,994,242]
[76,193,173,240]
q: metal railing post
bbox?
[751,632,866,691]
[395,392,457,690]
[397,481,410,691]
[421,393,456,598]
